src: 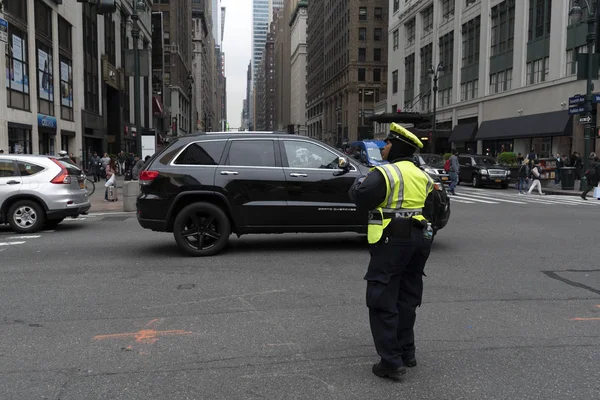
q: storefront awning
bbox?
[475,111,572,141]
[449,123,478,142]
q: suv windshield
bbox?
[419,154,443,165]
[474,157,498,166]
[367,147,383,161]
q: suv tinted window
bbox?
[226,140,276,167]
[458,157,472,166]
[174,141,226,165]
[283,140,339,169]
[56,160,81,175]
[18,161,45,176]
[0,160,17,177]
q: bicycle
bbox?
[84,177,96,196]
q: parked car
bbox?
[414,153,450,183]
[457,154,511,188]
[347,140,388,167]
[136,132,451,256]
[0,155,90,233]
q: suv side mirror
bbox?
[338,156,350,170]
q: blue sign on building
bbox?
[569,95,585,105]
[568,106,585,115]
[37,114,57,129]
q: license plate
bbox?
[441,177,448,181]
[80,181,85,189]
[495,179,501,183]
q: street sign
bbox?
[569,106,585,115]
[0,18,8,44]
[579,115,592,124]
[569,95,585,105]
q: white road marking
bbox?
[449,194,498,204]
[0,241,26,246]
[453,187,600,207]
[454,192,526,204]
[87,212,134,216]
[6,235,41,240]
[449,198,476,204]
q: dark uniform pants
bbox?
[365,225,432,369]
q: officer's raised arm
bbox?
[349,170,387,210]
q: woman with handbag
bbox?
[104,158,117,202]
[581,153,600,200]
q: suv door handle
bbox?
[6,180,20,185]
[220,171,239,176]
[289,173,308,178]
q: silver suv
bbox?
[0,155,91,233]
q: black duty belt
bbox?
[382,211,422,219]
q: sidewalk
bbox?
[509,181,587,197]
[87,175,132,213]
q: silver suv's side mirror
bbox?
[338,156,350,170]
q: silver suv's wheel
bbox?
[8,200,45,233]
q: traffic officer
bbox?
[349,122,434,381]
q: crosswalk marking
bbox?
[453,192,526,205]
[0,241,26,246]
[6,235,41,240]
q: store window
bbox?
[5,26,31,110]
[39,132,56,155]
[59,17,74,121]
[36,0,54,116]
[8,127,33,154]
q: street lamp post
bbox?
[570,0,598,192]
[428,63,444,155]
[188,74,194,134]
[130,0,146,156]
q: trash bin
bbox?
[561,167,576,190]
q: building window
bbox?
[422,6,433,34]
[462,16,481,68]
[359,7,367,21]
[374,8,383,21]
[460,79,479,101]
[392,69,399,93]
[466,0,479,6]
[5,26,31,110]
[393,29,399,50]
[528,0,552,41]
[121,13,130,123]
[439,31,454,106]
[59,57,74,120]
[440,89,452,106]
[374,48,382,62]
[373,69,381,82]
[359,48,366,62]
[35,0,54,116]
[442,0,455,19]
[359,28,366,41]
[491,0,515,57]
[527,57,549,85]
[83,3,99,113]
[420,44,433,111]
[358,68,366,82]
[104,14,116,65]
[566,45,588,75]
[393,0,400,13]
[8,127,33,154]
[489,68,512,94]
[404,53,415,102]
[374,28,383,41]
[4,0,28,23]
[406,19,416,43]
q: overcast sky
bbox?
[222,0,251,128]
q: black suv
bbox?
[458,154,511,188]
[136,132,451,256]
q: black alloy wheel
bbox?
[173,202,231,256]
[472,174,481,188]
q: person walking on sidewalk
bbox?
[527,161,545,195]
[517,160,530,194]
[104,158,117,202]
[581,153,600,200]
[554,153,564,185]
[448,150,460,195]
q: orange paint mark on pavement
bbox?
[570,318,600,321]
[93,318,192,345]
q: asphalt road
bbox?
[0,193,599,400]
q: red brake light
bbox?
[50,158,72,184]
[140,170,159,181]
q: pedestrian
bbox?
[517,160,530,194]
[448,149,460,195]
[132,155,145,180]
[89,152,102,182]
[101,153,111,169]
[527,161,545,195]
[349,122,435,382]
[555,153,564,185]
[104,158,117,202]
[580,153,600,200]
[118,151,126,176]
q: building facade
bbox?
[153,0,193,137]
[289,1,307,135]
[255,26,276,131]
[0,0,154,165]
[389,0,600,157]
[306,0,325,140]
[192,0,215,132]
[252,0,272,81]
[274,4,291,131]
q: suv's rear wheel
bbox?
[8,200,45,233]
[173,202,231,256]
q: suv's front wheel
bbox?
[8,200,46,233]
[173,202,231,256]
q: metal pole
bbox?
[361,90,364,128]
[432,74,438,155]
[582,3,596,192]
[131,4,142,155]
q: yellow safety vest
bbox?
[367,161,434,244]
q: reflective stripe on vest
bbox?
[367,162,432,244]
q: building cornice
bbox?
[289,1,308,27]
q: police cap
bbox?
[386,122,424,149]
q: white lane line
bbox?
[0,241,26,246]
[87,212,134,216]
[6,235,41,240]
[450,195,498,204]
[458,189,574,205]
[452,193,518,204]
[449,198,476,204]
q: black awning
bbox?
[369,112,431,124]
[449,123,477,142]
[475,111,572,141]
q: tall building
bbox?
[212,0,221,45]
[0,0,153,164]
[289,1,308,135]
[243,61,252,130]
[191,0,215,132]
[389,0,599,157]
[306,0,325,140]
[256,22,277,131]
[252,0,272,81]
[153,0,193,137]
[274,3,291,131]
